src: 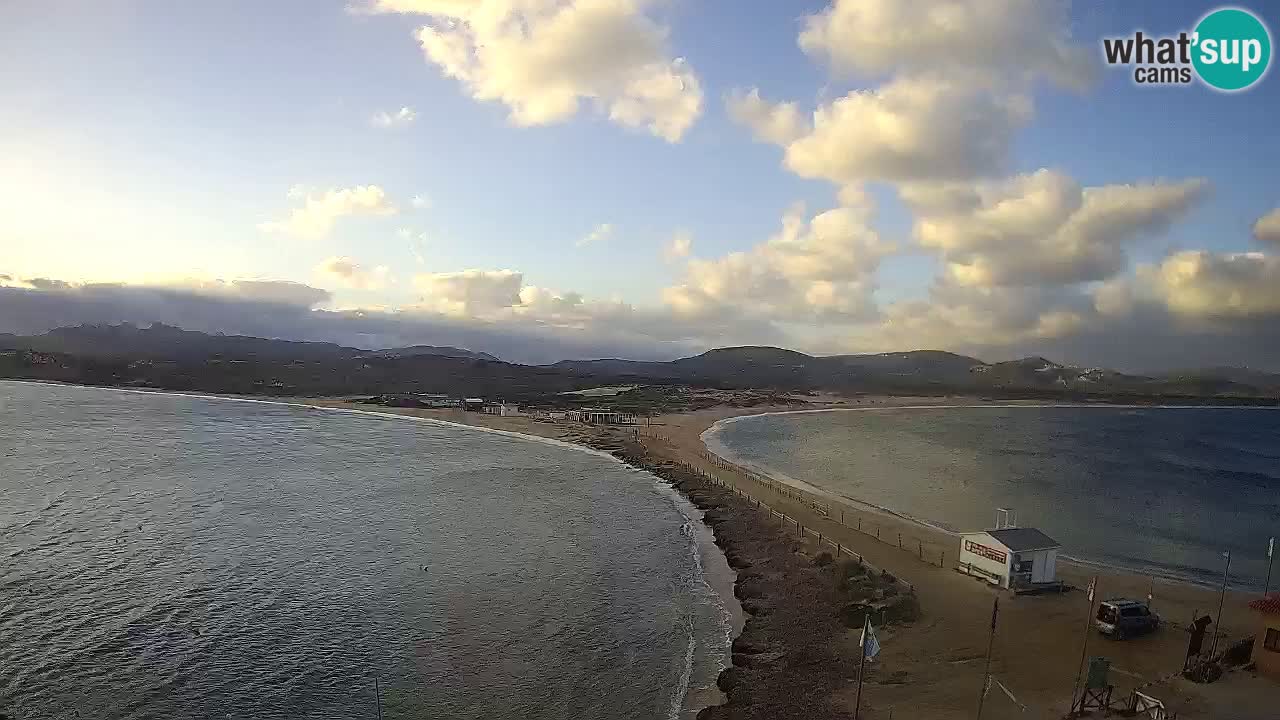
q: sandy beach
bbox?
[313,397,1276,719]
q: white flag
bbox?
[861,616,881,660]
[1086,576,1097,603]
[1269,537,1274,559]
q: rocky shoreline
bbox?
[598,436,915,720]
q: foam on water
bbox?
[0,380,739,719]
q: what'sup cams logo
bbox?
[1103,6,1272,91]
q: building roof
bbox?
[984,528,1061,551]
[1249,594,1280,615]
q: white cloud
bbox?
[577,223,614,247]
[1253,208,1280,246]
[317,257,392,291]
[398,228,431,264]
[371,106,417,128]
[367,0,702,142]
[787,76,1032,184]
[726,88,806,145]
[729,2,1098,188]
[731,77,1033,186]
[663,202,894,324]
[903,170,1209,287]
[411,193,432,209]
[175,279,333,307]
[798,0,1097,91]
[850,280,1089,353]
[260,185,398,240]
[664,230,692,261]
[413,269,525,317]
[1141,251,1280,319]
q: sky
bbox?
[3,0,1280,370]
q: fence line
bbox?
[638,435,953,579]
[661,455,919,595]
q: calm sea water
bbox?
[707,406,1280,590]
[0,381,735,720]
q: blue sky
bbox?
[3,1,1280,368]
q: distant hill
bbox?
[553,347,985,390]
[1159,366,1280,392]
[555,346,1276,397]
[0,323,498,363]
[2,325,1275,401]
[372,345,501,362]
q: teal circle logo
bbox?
[1192,7,1272,91]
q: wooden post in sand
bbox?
[1209,551,1232,658]
[1070,576,1098,711]
[976,597,999,720]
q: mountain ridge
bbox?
[2,324,1276,398]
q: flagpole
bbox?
[1070,576,1098,713]
[1265,538,1274,598]
[855,615,869,720]
[976,597,998,720]
[1209,551,1231,658]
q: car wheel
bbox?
[1115,627,1126,640]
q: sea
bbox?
[706,405,1280,591]
[0,381,738,720]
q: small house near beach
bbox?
[958,527,1062,592]
[1248,594,1280,680]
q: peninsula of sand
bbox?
[312,397,1275,720]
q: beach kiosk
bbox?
[958,526,1062,592]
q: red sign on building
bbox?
[965,540,1008,564]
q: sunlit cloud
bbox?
[577,223,614,248]
[364,0,703,141]
[371,106,418,128]
[664,230,693,261]
[259,185,398,240]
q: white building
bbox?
[957,527,1061,591]
[565,408,638,425]
[416,393,456,408]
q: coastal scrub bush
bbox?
[836,559,866,583]
[812,551,834,567]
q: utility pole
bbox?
[976,597,999,720]
[1266,538,1275,598]
[375,677,384,720]
[855,615,869,720]
[1209,551,1231,658]
[1070,576,1098,712]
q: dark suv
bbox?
[1096,599,1160,639]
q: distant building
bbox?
[1248,595,1280,680]
[463,398,485,412]
[483,403,521,417]
[958,527,1061,591]
[416,393,456,408]
[565,408,638,425]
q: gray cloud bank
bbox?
[2,274,1278,372]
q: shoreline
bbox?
[645,400,1274,718]
[5,381,1274,717]
[700,405,1276,593]
[0,380,746,720]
